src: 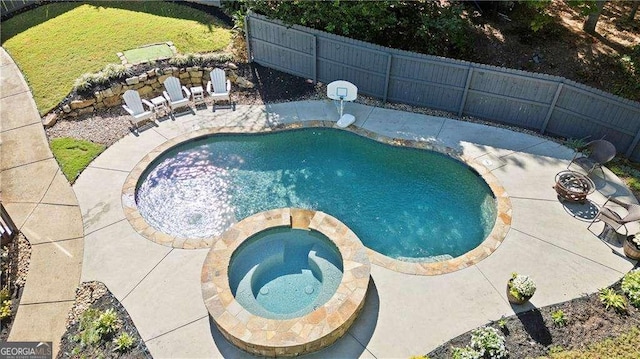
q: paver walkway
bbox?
[76,100,637,358]
[1,47,83,356]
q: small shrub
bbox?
[113,331,136,353]
[621,269,640,307]
[0,288,10,303]
[101,63,132,79]
[551,309,567,326]
[599,288,627,313]
[451,346,481,359]
[168,52,233,68]
[496,316,507,329]
[470,327,508,359]
[0,299,12,320]
[564,137,588,151]
[95,308,120,336]
[75,308,102,347]
[509,273,536,300]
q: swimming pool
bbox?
[135,127,497,261]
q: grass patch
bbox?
[50,138,105,183]
[607,158,640,193]
[1,1,232,115]
[123,43,174,64]
[544,326,640,358]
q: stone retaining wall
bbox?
[56,64,253,121]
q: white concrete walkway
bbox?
[75,100,636,358]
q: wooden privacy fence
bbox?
[245,12,640,160]
[0,0,38,17]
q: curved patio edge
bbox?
[0,47,84,356]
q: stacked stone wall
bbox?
[56,64,252,121]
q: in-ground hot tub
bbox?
[229,227,344,320]
[201,208,370,357]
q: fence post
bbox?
[625,128,640,158]
[244,13,252,63]
[539,82,563,134]
[312,35,317,84]
[458,67,473,116]
[382,53,392,103]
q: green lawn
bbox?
[1,1,232,115]
[50,137,105,183]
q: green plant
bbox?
[75,308,102,347]
[564,138,588,151]
[509,273,537,300]
[621,269,640,307]
[496,316,507,329]
[548,345,565,354]
[469,326,508,358]
[95,308,120,336]
[113,331,136,352]
[550,309,567,326]
[50,138,105,183]
[0,288,10,303]
[168,52,233,68]
[547,327,640,358]
[451,346,481,359]
[0,299,12,320]
[598,288,627,313]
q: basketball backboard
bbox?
[327,80,357,102]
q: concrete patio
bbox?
[73,100,637,358]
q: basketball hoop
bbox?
[327,80,358,128]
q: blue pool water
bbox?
[228,227,343,319]
[136,128,497,260]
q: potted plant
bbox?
[624,233,640,260]
[506,273,536,304]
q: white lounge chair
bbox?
[206,68,235,111]
[122,90,155,130]
[163,76,191,115]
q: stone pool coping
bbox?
[200,208,371,357]
[121,121,511,275]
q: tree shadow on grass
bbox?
[1,1,231,44]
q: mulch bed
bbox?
[428,271,640,358]
[57,282,151,359]
[0,233,31,342]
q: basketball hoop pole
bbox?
[339,96,345,118]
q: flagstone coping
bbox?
[121,121,511,275]
[201,208,371,357]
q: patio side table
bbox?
[151,96,169,118]
[191,86,205,106]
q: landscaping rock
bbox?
[94,91,103,102]
[110,83,123,96]
[125,76,140,85]
[102,88,114,98]
[77,106,94,115]
[139,73,148,82]
[138,85,154,96]
[158,74,170,84]
[189,70,203,78]
[133,83,145,90]
[70,99,96,110]
[179,72,190,79]
[146,69,156,78]
[103,95,121,107]
[62,105,71,113]
[236,76,255,89]
[42,112,58,128]
[227,62,238,70]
